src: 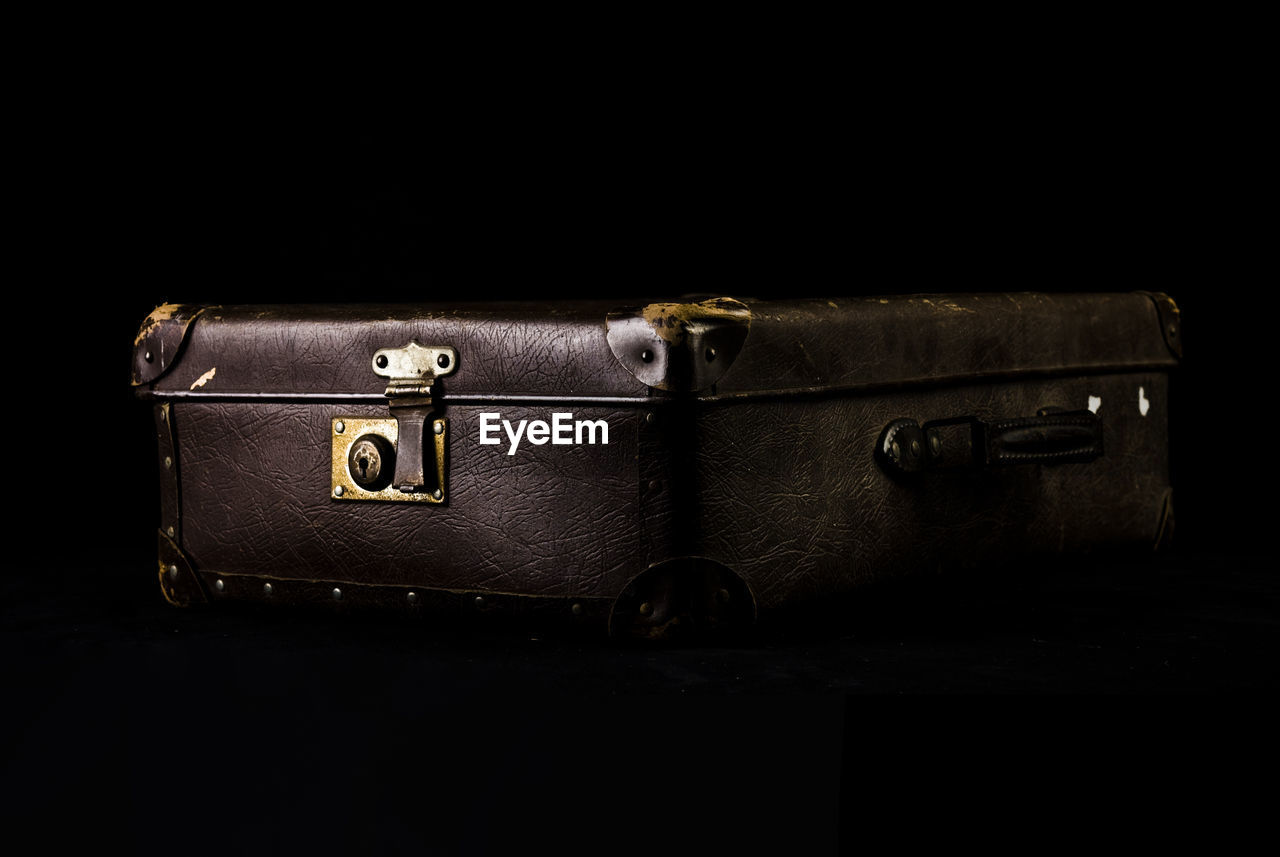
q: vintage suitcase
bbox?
[131,293,1180,638]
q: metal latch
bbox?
[331,340,456,504]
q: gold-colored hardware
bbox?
[331,417,446,504]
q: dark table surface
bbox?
[3,546,1276,854]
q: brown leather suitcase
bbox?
[131,293,1181,639]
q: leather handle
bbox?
[877,409,1103,476]
[979,412,1103,465]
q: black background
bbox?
[5,69,1275,853]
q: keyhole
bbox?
[348,435,393,490]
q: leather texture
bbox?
[135,293,1178,625]
[147,302,647,398]
[174,403,645,599]
[140,293,1175,399]
[715,293,1176,397]
[691,372,1171,609]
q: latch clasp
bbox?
[331,341,456,503]
[373,341,457,494]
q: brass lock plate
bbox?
[331,417,446,503]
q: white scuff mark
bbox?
[190,367,217,390]
[1138,386,1149,417]
[1087,395,1102,414]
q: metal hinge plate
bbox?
[373,341,457,397]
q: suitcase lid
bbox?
[133,292,1179,401]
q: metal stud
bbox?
[648,479,660,491]
[332,587,342,601]
[890,440,901,460]
[433,421,444,435]
[929,435,941,455]
[571,602,583,616]
[910,439,921,458]
[407,591,418,604]
[716,588,730,604]
[640,349,654,363]
[474,595,485,608]
[160,409,167,422]
[263,583,273,596]
[144,351,154,363]
[164,456,172,469]
[215,579,225,592]
[167,526,175,538]
[639,602,653,616]
[432,489,442,500]
[334,485,344,497]
[645,412,656,425]
[705,346,717,362]
[167,564,178,580]
[335,421,345,433]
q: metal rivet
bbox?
[929,435,941,455]
[215,579,225,592]
[639,602,653,616]
[705,346,717,362]
[407,591,418,604]
[332,587,342,601]
[434,421,444,435]
[437,353,450,369]
[160,409,167,422]
[648,479,660,491]
[167,526,175,538]
[645,412,656,425]
[335,421,345,433]
[475,595,485,608]
[571,602,583,616]
[164,456,172,469]
[890,441,901,460]
[910,439,921,457]
[263,583,273,596]
[334,485,344,497]
[640,349,654,363]
[716,588,730,604]
[144,351,154,363]
[168,564,178,580]
[432,489,442,500]
[1168,324,1178,338]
